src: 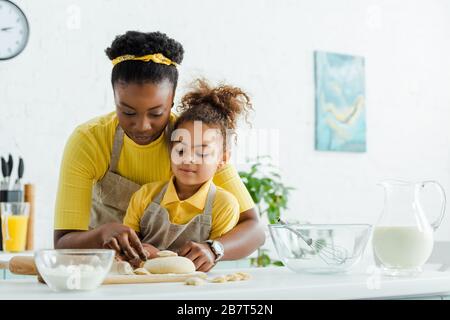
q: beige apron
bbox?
[140,182,216,251]
[89,126,141,229]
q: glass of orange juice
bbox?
[1,202,30,252]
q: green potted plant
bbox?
[239,156,294,267]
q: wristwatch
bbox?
[205,240,224,262]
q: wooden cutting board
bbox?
[103,272,207,285]
[9,256,207,285]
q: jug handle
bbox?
[421,181,447,231]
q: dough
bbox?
[211,272,251,283]
[143,256,195,274]
[185,277,206,286]
[226,274,240,281]
[134,268,151,275]
[109,261,134,275]
[211,275,227,283]
[233,273,245,281]
[235,272,251,280]
[157,250,178,257]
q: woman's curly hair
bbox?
[105,31,184,89]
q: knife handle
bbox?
[1,157,7,180]
[18,157,24,179]
[7,154,13,176]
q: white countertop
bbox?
[2,264,450,300]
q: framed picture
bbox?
[314,51,366,152]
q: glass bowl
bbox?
[269,224,372,274]
[34,249,115,291]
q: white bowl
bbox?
[34,249,115,291]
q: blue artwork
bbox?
[314,51,366,152]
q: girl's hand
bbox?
[97,222,148,262]
[178,241,216,272]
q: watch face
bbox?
[212,241,224,255]
[0,0,29,60]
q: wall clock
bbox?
[0,0,29,60]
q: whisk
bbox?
[277,219,349,266]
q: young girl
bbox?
[123,79,252,269]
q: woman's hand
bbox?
[127,243,160,268]
[142,243,160,259]
[178,241,216,272]
[97,222,148,262]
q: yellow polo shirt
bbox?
[54,111,254,231]
[124,177,240,240]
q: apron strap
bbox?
[203,183,216,218]
[109,126,124,173]
[153,183,169,205]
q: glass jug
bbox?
[372,180,446,276]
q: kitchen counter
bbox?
[1,264,450,300]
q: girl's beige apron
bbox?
[139,182,215,251]
[89,125,214,251]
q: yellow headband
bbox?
[111,53,178,67]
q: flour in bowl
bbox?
[40,264,107,291]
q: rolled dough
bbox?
[157,250,178,257]
[143,256,195,274]
[109,261,134,275]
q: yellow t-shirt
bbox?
[124,176,240,240]
[54,111,254,230]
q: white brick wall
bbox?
[1,0,450,249]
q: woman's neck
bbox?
[173,178,204,201]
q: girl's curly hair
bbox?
[174,79,253,152]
